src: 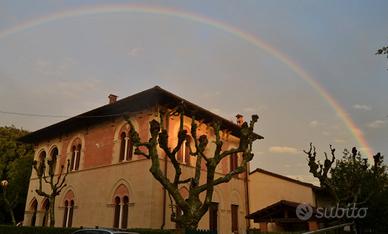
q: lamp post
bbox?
[1,179,16,225]
[1,180,8,188]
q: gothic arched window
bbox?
[63,200,74,227]
[119,131,133,162]
[42,199,50,227]
[30,199,38,227]
[63,190,75,228]
[178,133,192,165]
[49,147,59,174]
[112,184,130,229]
[70,140,82,171]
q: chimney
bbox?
[108,94,118,104]
[236,114,244,126]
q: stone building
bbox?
[20,86,263,234]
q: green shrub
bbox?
[0,225,79,234]
[127,228,174,234]
[248,230,302,234]
[0,225,182,234]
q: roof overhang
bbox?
[19,86,264,143]
[247,200,317,223]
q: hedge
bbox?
[0,225,176,234]
[127,228,174,234]
[248,230,302,234]
[0,226,264,234]
[0,225,79,234]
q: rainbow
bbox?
[0,3,374,158]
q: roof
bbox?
[250,168,319,189]
[246,200,317,223]
[19,86,264,143]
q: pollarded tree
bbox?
[125,106,261,231]
[33,156,70,227]
[376,46,388,58]
[376,45,388,69]
[304,143,386,204]
[304,143,388,231]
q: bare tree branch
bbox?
[33,158,70,226]
[125,107,261,230]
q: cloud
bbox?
[353,104,371,111]
[269,146,299,154]
[367,120,386,129]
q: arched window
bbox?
[177,147,183,162]
[75,144,81,170]
[122,196,129,229]
[30,199,38,227]
[63,190,75,227]
[178,135,191,165]
[184,137,191,165]
[231,204,239,233]
[112,184,130,229]
[70,143,81,171]
[69,200,74,227]
[63,200,68,227]
[39,151,46,164]
[119,131,133,162]
[50,147,59,174]
[42,199,50,227]
[37,151,47,175]
[209,202,219,231]
[113,197,121,228]
[230,153,238,172]
[119,133,126,162]
[63,200,74,227]
[113,196,129,229]
[70,146,76,171]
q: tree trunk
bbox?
[49,196,56,227]
[176,216,200,234]
[2,191,16,225]
[175,227,185,234]
[9,208,16,225]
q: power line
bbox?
[0,110,125,119]
[0,110,69,118]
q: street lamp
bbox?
[1,179,16,225]
[0,180,8,189]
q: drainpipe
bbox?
[245,166,251,230]
[161,109,169,229]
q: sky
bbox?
[0,0,387,184]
